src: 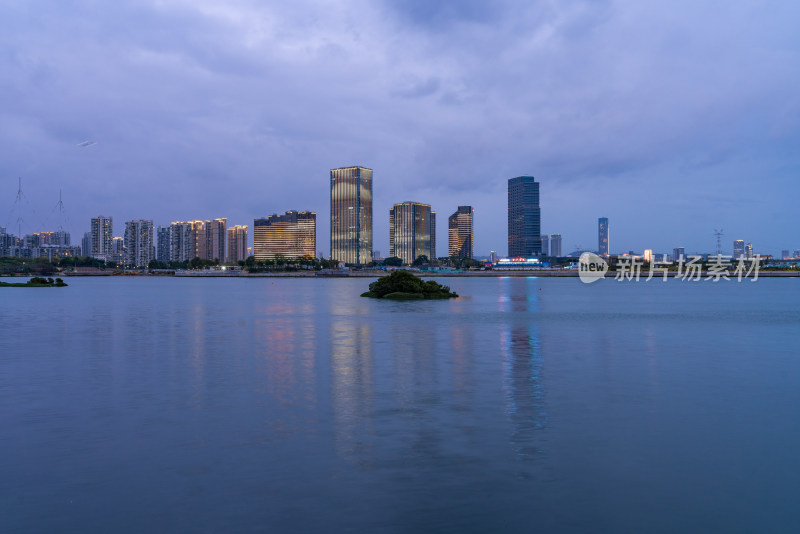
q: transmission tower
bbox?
[714,229,724,256]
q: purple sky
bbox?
[2,0,799,257]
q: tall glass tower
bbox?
[448,205,474,259]
[598,217,609,256]
[330,166,373,265]
[507,176,540,257]
[389,201,435,265]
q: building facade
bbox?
[598,217,609,256]
[124,219,154,268]
[541,234,550,257]
[673,247,685,262]
[111,236,125,266]
[209,218,227,262]
[507,176,541,257]
[733,240,745,259]
[330,166,372,265]
[448,205,474,259]
[227,225,249,263]
[90,215,113,261]
[389,201,435,265]
[550,234,562,257]
[253,211,316,260]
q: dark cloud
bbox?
[0,0,798,256]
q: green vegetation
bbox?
[361,270,458,300]
[0,276,67,288]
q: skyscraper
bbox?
[598,217,609,256]
[673,247,685,262]
[507,176,541,257]
[330,166,373,265]
[90,216,113,261]
[550,234,562,257]
[168,221,194,262]
[253,211,316,260]
[541,234,550,257]
[745,243,753,259]
[448,205,474,259]
[733,240,745,259]
[227,225,248,263]
[389,201,435,265]
[209,218,227,262]
[124,220,154,268]
[82,232,91,257]
[156,226,171,262]
[111,236,125,266]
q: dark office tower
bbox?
[507,176,541,257]
[389,202,434,265]
[550,234,562,257]
[598,217,609,256]
[330,166,373,265]
[448,206,474,259]
[673,247,685,262]
[541,234,550,257]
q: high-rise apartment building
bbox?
[507,176,541,257]
[209,218,227,262]
[111,236,125,265]
[448,205,474,259]
[733,240,745,259]
[541,234,550,257]
[168,221,194,262]
[673,247,685,262]
[156,226,171,262]
[330,166,372,265]
[389,201,435,265]
[227,225,248,263]
[598,217,609,256]
[745,243,753,259]
[90,216,113,261]
[253,211,316,260]
[124,219,154,268]
[82,232,91,257]
[550,234,562,257]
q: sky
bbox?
[1,0,799,257]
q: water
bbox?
[1,276,799,533]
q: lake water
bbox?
[1,276,799,533]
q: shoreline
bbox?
[3,270,794,278]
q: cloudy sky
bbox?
[2,0,798,257]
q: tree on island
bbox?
[361,270,458,299]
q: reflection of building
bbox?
[90,215,113,260]
[598,217,609,256]
[550,234,562,257]
[227,225,248,262]
[389,201,435,265]
[330,166,372,265]
[508,176,541,257]
[448,206,473,259]
[253,211,316,260]
[733,240,745,259]
[123,219,154,268]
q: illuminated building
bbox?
[330,166,372,265]
[448,206,473,258]
[111,236,125,265]
[389,201,435,265]
[124,220,154,268]
[508,176,541,257]
[598,217,609,256]
[643,249,654,263]
[90,215,113,261]
[209,218,227,262]
[253,211,316,260]
[227,225,249,263]
[745,243,753,259]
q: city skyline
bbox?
[1,2,797,257]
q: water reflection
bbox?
[330,315,374,462]
[500,278,547,462]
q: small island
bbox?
[361,270,458,299]
[0,277,68,288]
